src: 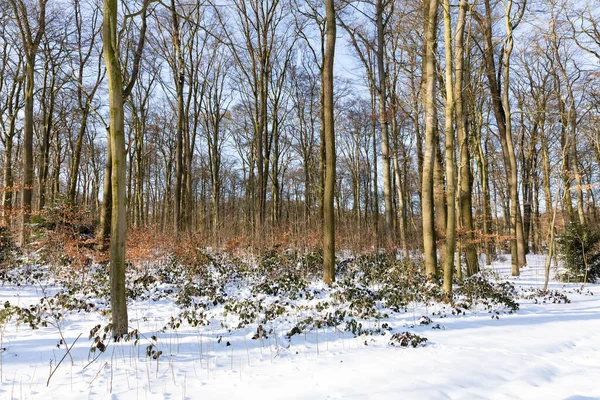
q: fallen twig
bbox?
[47,333,82,387]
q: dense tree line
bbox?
[2,0,600,334]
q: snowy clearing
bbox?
[1,254,599,400]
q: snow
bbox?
[1,254,599,400]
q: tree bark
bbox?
[38,52,56,211]
[376,0,394,245]
[171,0,185,234]
[323,0,336,285]
[102,0,147,337]
[422,0,439,278]
[454,0,479,275]
[370,87,379,247]
[442,0,456,296]
[20,56,36,245]
[502,0,526,270]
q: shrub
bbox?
[389,332,428,348]
[33,204,96,269]
[455,275,519,312]
[556,222,600,283]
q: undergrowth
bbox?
[0,247,537,342]
[1,238,579,366]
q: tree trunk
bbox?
[103,0,128,337]
[20,56,36,246]
[454,0,479,275]
[2,135,13,226]
[10,0,46,246]
[442,0,456,296]
[422,0,439,278]
[38,60,55,211]
[370,87,379,247]
[434,133,447,268]
[502,0,526,270]
[69,119,88,203]
[393,155,408,258]
[478,0,522,275]
[376,0,394,245]
[172,0,185,235]
[323,0,336,286]
[573,154,586,225]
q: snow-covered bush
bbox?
[455,275,519,313]
[389,332,428,348]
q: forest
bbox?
[1,0,600,398]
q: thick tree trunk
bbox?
[20,57,35,246]
[323,0,336,286]
[442,0,456,296]
[255,49,269,235]
[422,0,439,278]
[172,0,185,235]
[319,97,325,225]
[502,0,526,270]
[185,130,194,231]
[376,0,394,245]
[454,0,479,275]
[103,0,128,337]
[370,87,379,247]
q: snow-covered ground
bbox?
[1,255,599,400]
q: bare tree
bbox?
[8,0,48,245]
[68,0,104,204]
[322,0,336,285]
[474,0,526,276]
[442,0,456,295]
[422,0,438,278]
[102,0,148,337]
[339,0,395,245]
[0,26,24,226]
[454,0,479,276]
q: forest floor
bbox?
[0,253,599,399]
